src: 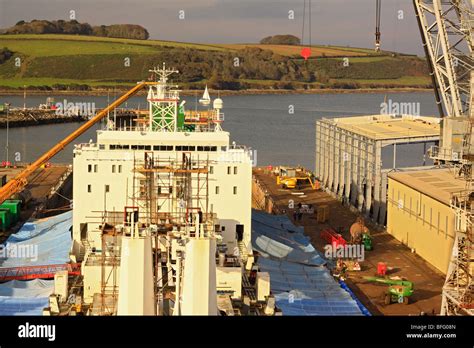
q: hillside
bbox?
[0,34,432,91]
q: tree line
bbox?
[2,20,149,40]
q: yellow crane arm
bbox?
[0,81,149,204]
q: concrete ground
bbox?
[253,167,445,316]
[0,164,70,242]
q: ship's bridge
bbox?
[104,63,225,134]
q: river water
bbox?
[0,92,439,170]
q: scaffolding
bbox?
[130,151,211,228]
[442,190,474,315]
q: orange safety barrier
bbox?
[0,263,81,281]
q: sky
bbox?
[0,0,424,55]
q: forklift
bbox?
[364,276,414,305]
[276,166,320,190]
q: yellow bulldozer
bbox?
[275,166,320,190]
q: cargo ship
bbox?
[61,64,273,315]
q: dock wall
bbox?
[252,174,281,215]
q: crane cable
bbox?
[375,0,382,52]
[300,0,312,60]
[301,0,306,46]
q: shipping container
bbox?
[0,208,11,231]
[1,200,21,223]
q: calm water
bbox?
[0,92,439,170]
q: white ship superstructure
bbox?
[69,64,268,315]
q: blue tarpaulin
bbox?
[252,210,370,316]
[0,211,72,316]
[0,211,73,268]
[252,210,325,266]
[0,279,54,316]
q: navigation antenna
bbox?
[149,63,179,84]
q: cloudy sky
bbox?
[0,0,424,55]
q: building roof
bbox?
[388,168,466,205]
[325,115,440,141]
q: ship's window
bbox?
[153,145,174,151]
[234,166,238,175]
[118,165,122,173]
[99,144,105,150]
[121,145,130,150]
[210,146,217,152]
[221,146,227,151]
[177,145,195,151]
[197,146,204,151]
[209,166,214,174]
[112,165,116,173]
[87,184,91,193]
[233,186,237,195]
[105,185,110,193]
[215,186,220,194]
[204,146,211,151]
[94,164,98,173]
[131,145,138,150]
[227,166,231,175]
[110,145,116,150]
[88,164,92,173]
[154,145,167,151]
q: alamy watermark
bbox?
[324,243,365,262]
[0,243,38,262]
[55,99,96,117]
[380,99,420,116]
[217,148,258,167]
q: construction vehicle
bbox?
[276,166,320,190]
[364,276,414,305]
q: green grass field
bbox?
[0,38,160,56]
[335,76,431,86]
[0,34,228,52]
[0,34,430,90]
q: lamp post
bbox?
[5,103,10,167]
[23,85,26,111]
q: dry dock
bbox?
[252,167,445,315]
[0,164,72,242]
